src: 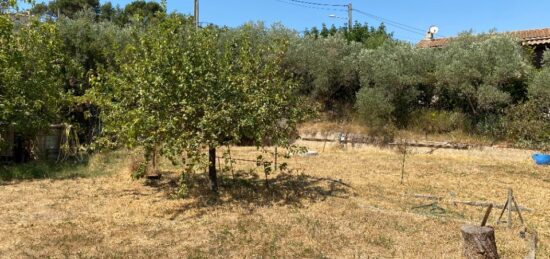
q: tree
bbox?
[0,12,65,147]
[33,0,100,18]
[55,13,133,143]
[307,22,393,48]
[90,17,307,193]
[124,0,163,19]
[285,33,362,115]
[98,2,117,22]
[356,42,436,127]
[434,34,532,123]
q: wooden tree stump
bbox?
[461,225,499,259]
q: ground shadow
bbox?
[147,169,355,218]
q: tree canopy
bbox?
[89,17,308,191]
[0,13,65,143]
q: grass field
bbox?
[0,142,549,258]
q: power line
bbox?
[352,8,430,37]
[353,8,447,38]
[274,0,348,12]
[273,0,444,39]
[353,8,424,33]
[286,0,348,7]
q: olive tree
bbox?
[434,34,532,121]
[91,17,307,193]
[355,42,436,128]
[285,34,362,115]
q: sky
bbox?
[26,0,550,43]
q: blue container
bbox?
[532,154,550,165]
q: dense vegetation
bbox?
[1,1,549,177]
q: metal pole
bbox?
[348,3,352,30]
[194,0,199,28]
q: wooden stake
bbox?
[507,189,513,229]
[525,231,538,259]
[481,204,493,227]
[497,196,509,225]
[322,135,328,152]
[274,145,278,172]
[512,195,525,226]
[227,146,234,179]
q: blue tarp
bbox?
[533,154,550,165]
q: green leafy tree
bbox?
[123,0,163,19]
[55,13,134,143]
[32,0,100,18]
[434,34,532,122]
[0,13,65,146]
[285,33,362,115]
[306,22,392,48]
[91,18,307,193]
[356,42,436,127]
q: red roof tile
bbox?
[417,27,550,48]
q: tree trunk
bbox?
[461,225,499,259]
[208,147,218,193]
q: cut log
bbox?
[461,225,499,259]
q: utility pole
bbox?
[348,3,352,31]
[194,0,199,28]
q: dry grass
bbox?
[0,142,549,258]
[299,121,500,146]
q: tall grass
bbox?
[0,150,130,182]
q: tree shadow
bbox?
[149,169,355,219]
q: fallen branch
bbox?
[412,202,438,209]
[414,194,443,200]
[453,200,533,212]
[413,194,533,212]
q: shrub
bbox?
[502,53,550,149]
[129,157,148,180]
[503,100,550,149]
[355,87,394,128]
[409,110,471,134]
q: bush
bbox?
[504,50,550,147]
[503,55,550,149]
[355,87,394,128]
[129,157,148,180]
[503,100,550,149]
[409,110,471,134]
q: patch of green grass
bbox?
[0,150,130,183]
